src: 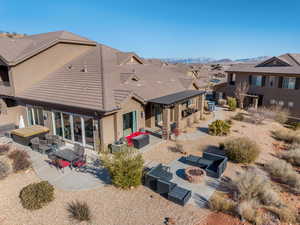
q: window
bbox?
[229,73,236,85]
[288,102,294,108]
[252,75,263,87]
[282,77,296,89]
[269,76,276,87]
[27,106,44,126]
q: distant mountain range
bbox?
[160,56,270,64]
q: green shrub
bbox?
[272,129,300,144]
[280,148,300,166]
[67,200,91,222]
[102,147,144,189]
[208,120,231,136]
[8,150,31,172]
[232,112,244,121]
[223,137,260,163]
[0,144,10,155]
[227,97,237,111]
[265,160,300,193]
[0,160,10,180]
[19,181,54,210]
[209,193,237,214]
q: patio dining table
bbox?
[53,149,79,164]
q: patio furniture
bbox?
[53,135,65,148]
[45,134,54,145]
[30,137,40,151]
[144,164,173,191]
[58,159,71,172]
[11,125,49,146]
[30,137,52,154]
[74,143,85,157]
[185,152,228,178]
[53,149,80,166]
[131,134,149,149]
[126,131,149,146]
[185,167,205,183]
[167,186,192,206]
[0,123,17,138]
[156,179,177,195]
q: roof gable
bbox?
[256,56,291,67]
[116,52,144,65]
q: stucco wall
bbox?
[0,105,27,126]
[11,43,94,95]
[101,114,115,146]
[226,72,300,118]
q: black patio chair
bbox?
[156,179,177,195]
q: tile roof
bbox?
[227,53,300,75]
[17,39,197,112]
[0,30,96,65]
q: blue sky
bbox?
[1,0,299,59]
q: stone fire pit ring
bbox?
[185,167,205,183]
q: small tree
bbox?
[227,97,237,111]
[234,81,249,109]
[102,147,144,189]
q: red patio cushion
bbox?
[126,131,149,146]
[59,160,70,168]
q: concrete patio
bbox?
[167,158,220,208]
[19,143,111,191]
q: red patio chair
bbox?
[58,159,70,172]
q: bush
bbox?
[209,193,237,214]
[0,144,10,155]
[248,107,271,124]
[0,160,10,180]
[229,170,281,206]
[272,129,300,144]
[237,200,263,225]
[19,181,54,210]
[265,160,300,193]
[265,206,297,224]
[8,150,31,172]
[280,148,300,166]
[223,137,260,163]
[102,147,144,189]
[208,120,231,136]
[273,107,289,124]
[227,97,237,111]
[232,112,244,121]
[289,121,300,131]
[67,200,91,222]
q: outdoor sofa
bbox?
[131,134,149,149]
[0,123,17,138]
[185,152,227,178]
[144,164,192,206]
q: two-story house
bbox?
[0,31,205,151]
[223,54,300,118]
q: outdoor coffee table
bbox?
[197,158,213,169]
[53,149,79,166]
[167,186,192,206]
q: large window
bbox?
[229,73,236,85]
[63,113,72,140]
[252,75,263,87]
[27,106,44,126]
[73,115,83,143]
[282,77,296,89]
[54,112,63,137]
[84,117,94,147]
[268,76,276,87]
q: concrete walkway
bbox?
[21,144,110,191]
[177,107,225,141]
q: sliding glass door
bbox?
[62,113,72,140]
[73,115,83,143]
[84,117,94,147]
[27,106,44,126]
[54,112,63,137]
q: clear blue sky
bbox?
[1,0,299,59]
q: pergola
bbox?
[148,90,205,140]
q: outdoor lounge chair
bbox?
[156,179,177,195]
[167,186,192,206]
[131,134,149,149]
[58,159,71,172]
[144,164,173,191]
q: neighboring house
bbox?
[222,54,300,118]
[0,31,205,151]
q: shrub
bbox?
[229,170,281,206]
[273,107,289,124]
[209,193,237,214]
[265,206,297,224]
[289,121,300,131]
[67,200,91,222]
[0,144,10,155]
[248,107,270,124]
[102,147,144,189]
[19,181,54,210]
[280,148,300,166]
[237,200,263,225]
[227,97,237,111]
[8,150,31,172]
[265,160,300,193]
[232,112,244,121]
[272,129,300,144]
[223,137,260,163]
[0,160,10,180]
[208,120,231,136]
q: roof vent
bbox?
[81,65,88,73]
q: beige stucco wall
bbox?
[101,114,115,146]
[0,105,27,126]
[11,43,94,95]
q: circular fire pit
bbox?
[185,167,205,183]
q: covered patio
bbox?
[147,90,205,140]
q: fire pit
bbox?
[185,167,205,183]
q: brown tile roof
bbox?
[18,41,196,112]
[0,30,96,65]
[227,53,300,75]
